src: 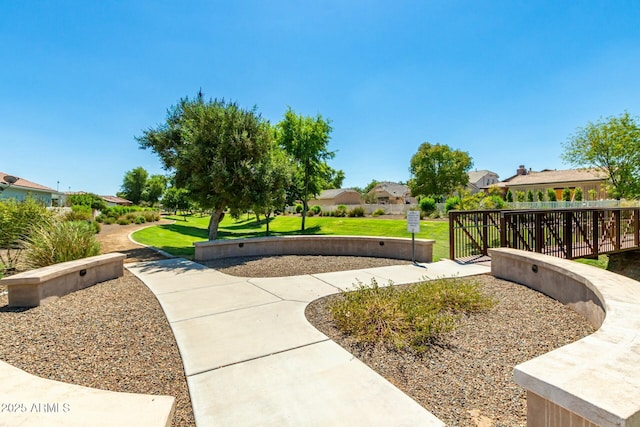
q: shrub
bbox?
[311,205,321,215]
[588,189,597,201]
[329,277,495,352]
[103,217,116,225]
[536,190,544,202]
[134,216,146,224]
[25,220,101,268]
[419,197,436,215]
[479,195,505,210]
[142,211,160,222]
[445,197,461,212]
[348,206,365,217]
[574,187,583,202]
[515,191,526,202]
[505,189,514,202]
[562,188,572,201]
[372,208,385,217]
[334,204,348,217]
[65,205,92,222]
[295,203,303,214]
[547,188,557,201]
[527,190,534,202]
[117,218,131,225]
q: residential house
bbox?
[0,172,62,206]
[310,188,362,206]
[467,170,500,194]
[368,182,414,204]
[498,165,609,200]
[101,195,133,206]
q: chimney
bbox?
[517,165,527,176]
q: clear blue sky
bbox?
[1,1,639,196]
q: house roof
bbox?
[0,172,57,193]
[316,188,359,199]
[499,168,605,187]
[369,182,410,197]
[468,170,498,183]
[101,195,133,205]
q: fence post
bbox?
[593,210,599,258]
[564,211,573,259]
[535,212,543,253]
[482,212,489,255]
[449,212,456,260]
[635,209,640,247]
[500,212,507,248]
[614,209,621,251]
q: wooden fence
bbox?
[449,207,640,262]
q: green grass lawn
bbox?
[132,214,451,260]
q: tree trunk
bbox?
[265,212,271,236]
[208,207,225,240]
[301,199,308,231]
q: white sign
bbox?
[407,210,420,233]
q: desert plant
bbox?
[329,277,495,352]
[134,216,146,224]
[65,205,93,222]
[419,197,436,215]
[348,206,365,217]
[25,220,101,268]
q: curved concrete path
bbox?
[126,258,489,426]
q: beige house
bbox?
[368,182,413,204]
[498,165,609,200]
[101,195,133,206]
[467,170,500,194]
[311,188,362,206]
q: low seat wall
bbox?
[194,235,434,263]
[1,253,126,307]
[490,248,640,427]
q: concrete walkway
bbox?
[127,258,490,426]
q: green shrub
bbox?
[329,277,495,352]
[445,197,461,212]
[547,188,557,201]
[103,217,116,225]
[25,220,101,268]
[505,190,513,202]
[515,191,526,202]
[334,204,348,217]
[419,197,436,215]
[348,206,365,217]
[95,213,106,223]
[134,216,146,224]
[562,188,572,201]
[372,208,385,217]
[307,210,315,217]
[536,190,544,201]
[65,205,92,222]
[574,187,583,202]
[311,205,321,215]
[588,189,597,201]
[117,218,131,225]
[527,190,534,202]
[478,195,505,210]
[295,204,303,214]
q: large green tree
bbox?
[138,94,272,239]
[277,108,335,231]
[118,166,148,205]
[143,174,168,206]
[562,112,640,199]
[408,142,473,198]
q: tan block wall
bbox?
[527,392,598,427]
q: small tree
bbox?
[409,142,473,198]
[588,189,597,201]
[515,191,526,202]
[526,190,534,202]
[505,189,513,202]
[574,187,583,201]
[118,167,149,205]
[562,188,572,201]
[536,189,545,202]
[547,188,557,201]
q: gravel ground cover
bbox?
[0,221,596,426]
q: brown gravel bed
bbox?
[0,270,195,426]
[202,254,409,277]
[306,274,595,426]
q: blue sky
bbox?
[1,1,639,195]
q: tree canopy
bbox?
[138,94,272,239]
[408,142,473,198]
[277,108,335,231]
[118,166,148,205]
[562,112,640,199]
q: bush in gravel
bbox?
[25,220,101,268]
[329,277,495,352]
[117,218,131,225]
[134,216,146,224]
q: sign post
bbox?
[407,210,420,265]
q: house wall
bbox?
[0,188,53,206]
